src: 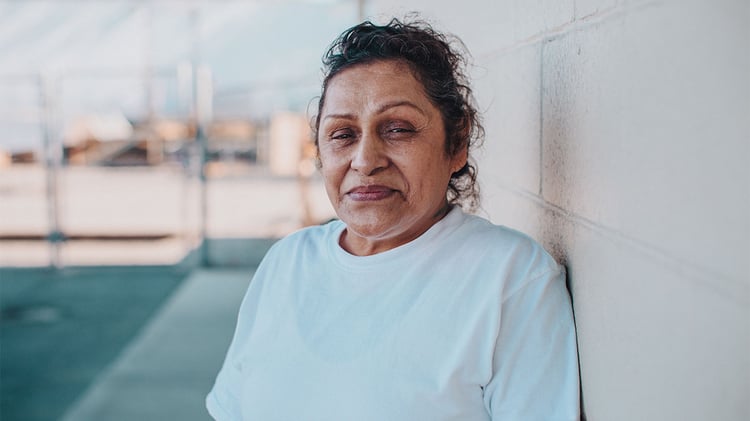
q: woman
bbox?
[207,18,579,420]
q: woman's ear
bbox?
[450,143,468,174]
[315,154,322,170]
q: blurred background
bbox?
[0,1,353,420]
[0,0,355,268]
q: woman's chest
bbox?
[234,270,497,420]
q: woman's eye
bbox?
[330,130,354,140]
[383,123,416,139]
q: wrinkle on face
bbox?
[317,60,466,256]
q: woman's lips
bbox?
[346,185,396,201]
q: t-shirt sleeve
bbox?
[206,367,240,420]
[483,265,581,421]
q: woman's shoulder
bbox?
[453,211,561,279]
[456,211,542,250]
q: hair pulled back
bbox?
[314,17,484,210]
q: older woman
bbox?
[207,18,579,420]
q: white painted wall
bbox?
[363,1,749,419]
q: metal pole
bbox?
[39,73,63,269]
[177,61,194,262]
[189,7,212,267]
[143,5,155,123]
[195,66,213,267]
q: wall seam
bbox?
[538,40,545,197]
[496,183,749,304]
[476,0,660,62]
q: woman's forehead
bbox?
[322,60,433,116]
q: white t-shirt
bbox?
[207,207,580,420]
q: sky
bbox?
[0,0,361,152]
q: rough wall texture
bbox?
[364,1,749,419]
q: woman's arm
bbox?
[483,267,581,420]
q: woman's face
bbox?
[317,60,466,256]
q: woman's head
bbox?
[314,18,483,210]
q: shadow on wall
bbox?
[537,36,576,270]
[535,37,586,421]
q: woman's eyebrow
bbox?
[377,100,425,115]
[322,100,426,122]
[321,112,355,122]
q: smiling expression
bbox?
[317,60,467,256]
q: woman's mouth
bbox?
[346,185,396,201]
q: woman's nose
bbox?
[350,132,388,175]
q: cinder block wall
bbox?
[364,1,749,419]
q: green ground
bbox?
[0,265,187,421]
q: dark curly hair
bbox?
[313,17,484,211]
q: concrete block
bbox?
[540,1,750,282]
[366,0,575,55]
[474,43,542,195]
[479,183,546,243]
[482,186,750,420]
[558,217,749,421]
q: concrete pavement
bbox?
[0,163,320,419]
[0,266,187,421]
[61,268,252,421]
